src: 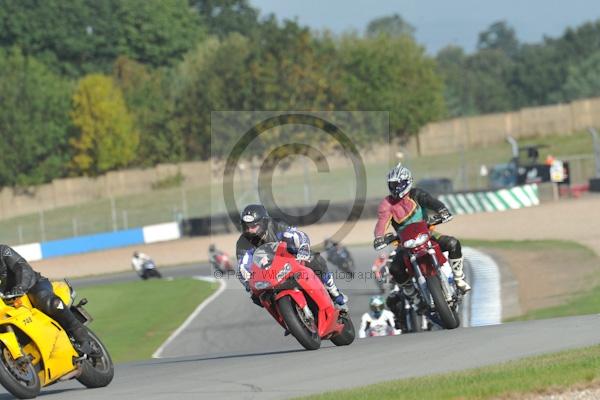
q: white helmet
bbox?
[369,295,385,318]
[387,163,413,199]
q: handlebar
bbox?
[383,214,446,245]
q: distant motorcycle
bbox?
[211,252,234,274]
[324,242,355,275]
[383,215,463,330]
[387,287,430,334]
[138,260,162,280]
[374,256,393,294]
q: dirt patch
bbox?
[480,246,599,314]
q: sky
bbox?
[250,0,600,54]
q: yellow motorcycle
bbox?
[0,280,113,399]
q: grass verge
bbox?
[510,285,600,322]
[296,344,600,400]
[76,277,217,363]
[462,238,596,256]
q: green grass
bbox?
[297,345,600,400]
[511,285,600,322]
[1,131,594,245]
[462,238,597,257]
[76,278,217,363]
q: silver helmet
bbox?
[386,163,413,199]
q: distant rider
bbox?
[373,163,471,310]
[371,252,388,281]
[236,204,347,309]
[131,251,153,276]
[208,244,228,271]
[358,296,400,338]
[0,244,97,356]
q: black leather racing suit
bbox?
[235,219,329,286]
[0,245,89,342]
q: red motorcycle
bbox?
[212,252,234,273]
[385,215,462,329]
[248,242,355,350]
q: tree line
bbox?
[0,2,598,187]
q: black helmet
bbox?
[240,204,269,238]
[208,244,216,252]
[133,251,140,258]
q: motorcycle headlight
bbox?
[403,233,430,249]
[276,263,292,282]
[254,281,272,290]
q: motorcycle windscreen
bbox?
[252,242,279,270]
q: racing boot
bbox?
[69,325,100,357]
[322,272,348,311]
[400,281,426,315]
[450,257,471,293]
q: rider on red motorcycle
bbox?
[373,163,471,310]
[209,244,231,271]
[371,252,388,280]
[236,204,347,309]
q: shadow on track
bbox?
[139,348,308,367]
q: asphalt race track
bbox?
[2,246,600,399]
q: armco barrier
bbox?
[14,222,181,261]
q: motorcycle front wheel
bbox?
[77,327,114,388]
[0,344,40,399]
[330,315,355,346]
[426,276,459,329]
[278,296,321,350]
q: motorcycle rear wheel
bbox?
[330,315,355,346]
[426,276,459,329]
[77,327,114,388]
[278,296,321,350]
[0,345,40,399]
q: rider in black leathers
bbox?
[0,244,97,355]
[235,204,347,308]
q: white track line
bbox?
[152,276,226,358]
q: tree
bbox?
[70,74,139,175]
[190,0,261,38]
[477,21,520,58]
[338,34,445,138]
[463,49,514,113]
[366,14,415,39]
[436,45,469,116]
[115,0,204,67]
[561,51,600,101]
[0,48,72,186]
[113,57,184,165]
[0,0,204,76]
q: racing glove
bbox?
[373,236,386,250]
[4,286,25,299]
[439,208,453,223]
[296,245,311,262]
